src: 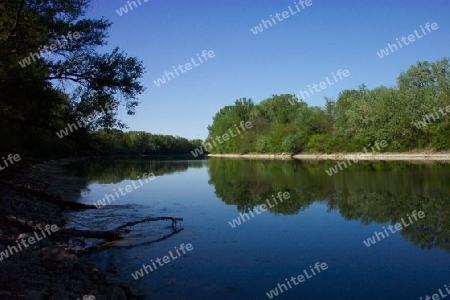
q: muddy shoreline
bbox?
[208,152,450,161]
[0,159,139,299]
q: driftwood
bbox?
[8,183,97,209]
[3,181,184,252]
[116,216,183,230]
[2,210,184,254]
[60,216,184,254]
[79,228,185,254]
[59,216,183,241]
[65,218,184,255]
[120,227,184,249]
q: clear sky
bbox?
[85,0,450,140]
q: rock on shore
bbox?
[0,160,138,300]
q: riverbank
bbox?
[208,152,450,161]
[208,153,293,159]
[0,159,139,299]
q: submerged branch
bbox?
[62,216,184,254]
[116,216,184,230]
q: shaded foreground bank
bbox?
[208,152,450,161]
[0,159,139,299]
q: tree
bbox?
[0,0,145,157]
[207,58,450,154]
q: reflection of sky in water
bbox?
[68,160,450,300]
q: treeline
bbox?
[92,130,203,155]
[0,1,201,159]
[0,1,139,159]
[206,58,450,153]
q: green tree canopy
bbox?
[206,58,450,154]
[0,0,146,157]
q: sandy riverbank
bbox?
[208,152,450,161]
[207,153,293,160]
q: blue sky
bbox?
[86,0,449,140]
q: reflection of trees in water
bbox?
[67,158,207,184]
[62,158,207,201]
[208,159,335,214]
[207,158,450,252]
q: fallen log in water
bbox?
[81,227,185,253]
[122,227,184,248]
[116,216,184,230]
[59,215,184,255]
[3,180,184,252]
[59,216,183,241]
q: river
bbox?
[64,158,450,299]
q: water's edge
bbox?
[208,152,450,161]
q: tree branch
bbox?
[1,0,25,45]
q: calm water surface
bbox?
[65,158,450,300]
